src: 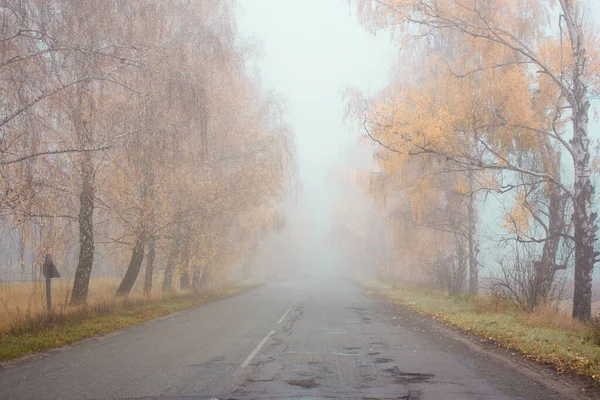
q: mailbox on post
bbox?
[42,254,59,312]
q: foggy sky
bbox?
[237,0,394,271]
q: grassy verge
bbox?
[0,285,255,362]
[363,280,600,382]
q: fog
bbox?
[1,0,600,321]
[238,0,394,278]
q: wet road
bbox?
[0,278,574,399]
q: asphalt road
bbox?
[0,278,585,399]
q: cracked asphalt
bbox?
[0,277,584,399]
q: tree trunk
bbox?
[178,235,192,290]
[532,181,566,309]
[197,266,211,290]
[143,235,157,295]
[560,0,597,321]
[467,171,478,295]
[571,100,595,320]
[115,234,146,296]
[454,234,468,294]
[70,151,95,305]
[163,238,179,293]
[529,142,565,310]
[162,261,174,293]
[116,151,155,297]
[180,271,190,289]
[191,269,201,294]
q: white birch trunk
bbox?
[560,0,597,320]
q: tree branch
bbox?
[1,146,109,166]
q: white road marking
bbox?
[241,330,275,368]
[278,308,292,324]
[278,298,300,324]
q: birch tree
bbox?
[352,0,600,320]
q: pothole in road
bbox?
[385,366,434,384]
[374,357,394,363]
[287,378,319,389]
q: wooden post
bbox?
[42,254,60,312]
[46,276,52,312]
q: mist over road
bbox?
[0,279,571,399]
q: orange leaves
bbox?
[348,0,580,186]
[455,179,470,196]
[362,83,458,167]
[502,189,534,235]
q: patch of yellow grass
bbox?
[0,277,179,334]
[517,304,585,332]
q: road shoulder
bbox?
[0,284,260,368]
[364,286,600,400]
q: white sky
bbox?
[237,0,395,267]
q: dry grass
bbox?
[1,277,192,334]
[517,304,585,332]
[462,293,517,314]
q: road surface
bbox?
[0,278,586,399]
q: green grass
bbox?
[363,280,600,381]
[0,285,255,362]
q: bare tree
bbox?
[490,242,570,312]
